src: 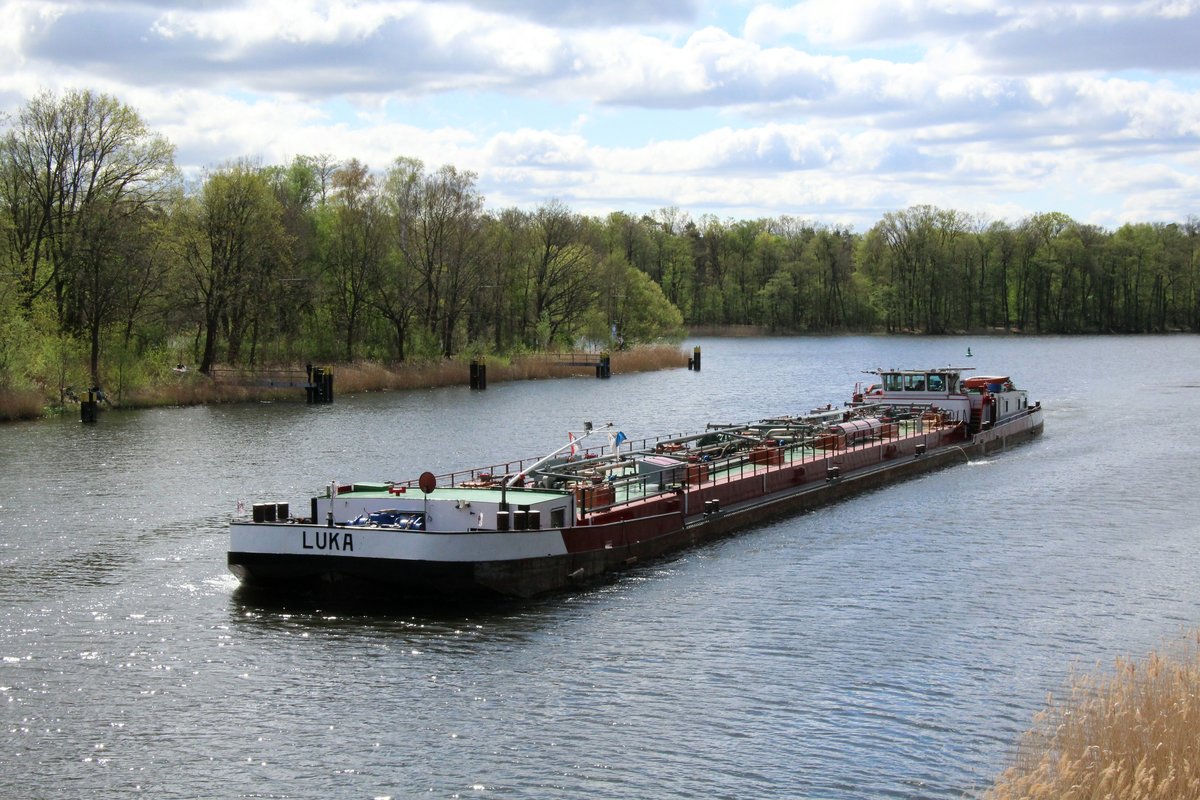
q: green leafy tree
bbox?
[180,161,288,374]
[524,201,600,347]
[615,264,684,343]
[324,159,387,360]
[385,158,486,357]
[73,201,165,387]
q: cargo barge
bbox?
[228,368,1043,598]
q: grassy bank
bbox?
[985,631,1200,799]
[0,346,688,421]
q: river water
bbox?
[2,335,1199,799]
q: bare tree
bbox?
[0,88,175,338]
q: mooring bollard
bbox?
[470,359,487,389]
[80,389,98,423]
[595,352,611,379]
[306,365,334,403]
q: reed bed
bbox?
[985,632,1200,799]
[0,346,687,419]
[123,377,290,408]
[610,345,690,373]
[83,345,690,413]
[320,345,687,393]
[0,387,48,421]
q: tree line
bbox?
[2,89,1198,396]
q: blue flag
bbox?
[614,431,627,446]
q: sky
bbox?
[1,0,1198,230]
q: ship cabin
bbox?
[865,368,973,424]
[311,482,576,534]
[862,368,1032,433]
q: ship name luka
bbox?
[301,530,354,552]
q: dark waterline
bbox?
[3,335,1199,798]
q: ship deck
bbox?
[334,415,962,521]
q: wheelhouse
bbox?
[879,369,963,394]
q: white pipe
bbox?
[504,423,613,487]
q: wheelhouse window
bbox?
[903,374,925,391]
[883,373,904,391]
[926,373,945,392]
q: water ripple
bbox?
[4,336,1200,798]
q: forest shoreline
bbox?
[686,323,1200,337]
[0,345,688,424]
[7,328,1199,423]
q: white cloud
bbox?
[456,0,700,28]
[0,0,1197,227]
[744,0,1001,47]
[485,129,593,168]
[150,1,403,48]
[745,0,1200,76]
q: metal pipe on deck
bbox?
[503,423,612,488]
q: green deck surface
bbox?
[341,485,568,504]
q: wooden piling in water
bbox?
[305,365,334,403]
[470,359,488,390]
[80,389,99,423]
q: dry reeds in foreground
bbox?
[985,633,1200,800]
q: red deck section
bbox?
[562,422,968,556]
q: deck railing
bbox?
[390,411,963,517]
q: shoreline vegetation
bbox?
[985,631,1200,798]
[4,89,1199,437]
[0,345,688,423]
